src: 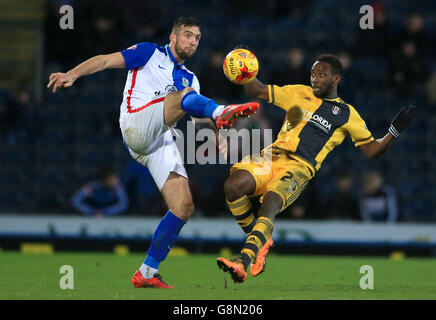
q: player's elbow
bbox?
[366,151,381,161]
[99,54,112,70]
[360,141,382,161]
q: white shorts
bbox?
[120,99,168,155]
[120,99,187,190]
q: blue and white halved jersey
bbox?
[120,43,200,115]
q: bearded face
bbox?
[174,40,195,60]
[171,25,201,61]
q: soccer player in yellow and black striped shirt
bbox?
[217,53,416,283]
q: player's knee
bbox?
[181,87,195,97]
[165,87,194,103]
[224,176,245,202]
[224,170,256,201]
[172,198,195,221]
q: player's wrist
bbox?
[388,124,400,138]
[65,70,77,82]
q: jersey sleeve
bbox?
[121,42,157,70]
[345,105,374,147]
[192,75,200,94]
[267,84,299,111]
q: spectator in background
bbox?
[72,167,128,217]
[121,159,163,215]
[389,41,428,98]
[426,71,436,106]
[271,47,308,86]
[336,51,357,100]
[359,171,398,222]
[326,171,360,220]
[120,0,167,41]
[284,179,321,220]
[198,49,240,103]
[394,13,429,58]
[0,87,32,145]
[353,1,391,57]
[77,1,125,59]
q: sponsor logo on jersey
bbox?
[302,110,332,133]
[165,85,177,93]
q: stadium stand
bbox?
[0,0,434,221]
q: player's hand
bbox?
[47,72,77,93]
[389,105,416,137]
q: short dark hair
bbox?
[172,16,201,34]
[317,53,342,75]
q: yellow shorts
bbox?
[230,152,314,211]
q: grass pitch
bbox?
[1,251,436,300]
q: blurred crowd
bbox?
[0,0,435,222]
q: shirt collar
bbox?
[324,97,343,103]
[165,44,184,67]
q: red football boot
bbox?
[217,257,247,283]
[215,102,260,129]
[250,237,274,277]
[131,270,175,289]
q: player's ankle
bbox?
[212,105,225,119]
[139,264,158,279]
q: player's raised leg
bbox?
[163,86,260,129]
[223,170,257,235]
[244,192,278,277]
[132,172,194,289]
[217,191,281,283]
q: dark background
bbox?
[0,0,435,222]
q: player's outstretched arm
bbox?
[47,52,125,93]
[359,105,416,160]
[243,78,268,101]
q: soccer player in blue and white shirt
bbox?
[47,17,259,288]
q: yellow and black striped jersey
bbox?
[265,84,374,172]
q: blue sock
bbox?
[181,91,219,119]
[144,210,186,269]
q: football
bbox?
[223,48,259,84]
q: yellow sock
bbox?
[240,216,274,269]
[226,195,256,235]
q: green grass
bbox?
[1,251,436,299]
